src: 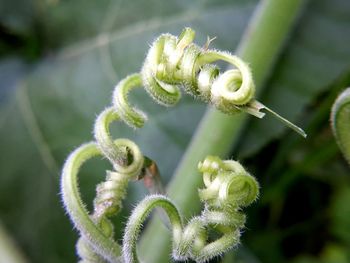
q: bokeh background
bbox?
[1,0,350,262]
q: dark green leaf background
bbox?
[0,0,349,262]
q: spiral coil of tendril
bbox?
[61,27,301,263]
[76,138,144,263]
[114,27,305,136]
[141,27,255,112]
[61,138,145,262]
[61,102,147,262]
[123,155,259,263]
[112,27,257,130]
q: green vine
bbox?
[331,87,350,164]
[123,156,259,263]
[60,27,305,262]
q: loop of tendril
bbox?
[122,155,259,263]
[62,92,148,262]
[115,27,305,136]
[140,27,255,113]
[61,142,123,262]
[61,27,303,263]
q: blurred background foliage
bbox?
[0,0,350,262]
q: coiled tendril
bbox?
[122,156,259,263]
[141,28,255,109]
[61,104,159,262]
[61,27,304,263]
[114,27,305,136]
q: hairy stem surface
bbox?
[139,0,307,261]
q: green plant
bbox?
[2,0,350,262]
[61,27,304,262]
[331,88,350,164]
[123,156,258,263]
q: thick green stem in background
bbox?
[0,221,27,263]
[140,0,306,261]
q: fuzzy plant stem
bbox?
[139,0,307,261]
[123,156,259,263]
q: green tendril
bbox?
[112,74,146,129]
[92,139,144,219]
[331,87,350,164]
[122,195,183,263]
[122,156,259,263]
[62,79,147,261]
[61,142,122,262]
[61,137,149,262]
[94,107,127,166]
[139,27,306,137]
[61,27,301,263]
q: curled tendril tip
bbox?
[122,155,259,263]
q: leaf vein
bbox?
[16,82,60,177]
